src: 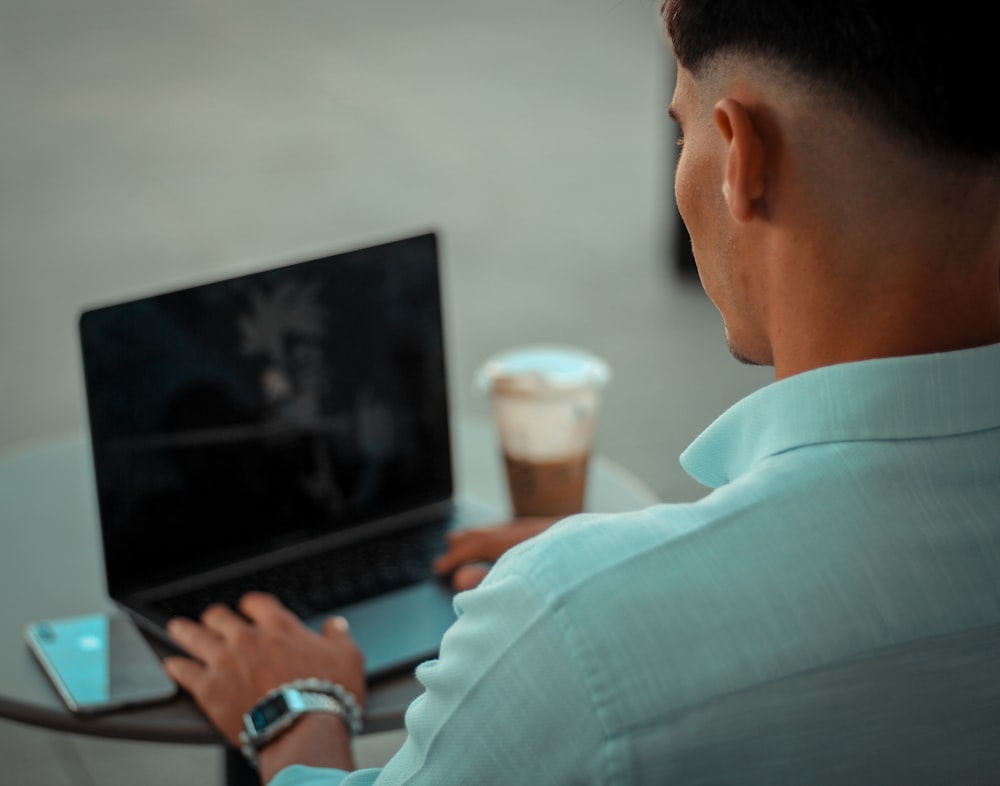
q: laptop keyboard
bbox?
[150,518,451,623]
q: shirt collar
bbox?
[681,343,1000,489]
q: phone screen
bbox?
[25,611,177,714]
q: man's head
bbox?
[663,0,999,167]
[662,1,1000,377]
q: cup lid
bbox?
[475,344,611,395]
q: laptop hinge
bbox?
[131,499,456,603]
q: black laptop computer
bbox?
[78,232,495,680]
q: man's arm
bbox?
[348,565,606,784]
[164,593,366,783]
[257,713,354,783]
[167,543,607,785]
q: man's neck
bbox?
[770,268,1000,380]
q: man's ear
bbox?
[714,98,766,222]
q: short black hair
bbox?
[663,0,999,165]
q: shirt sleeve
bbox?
[270,563,608,785]
[270,765,379,786]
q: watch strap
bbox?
[285,678,364,736]
[239,684,361,770]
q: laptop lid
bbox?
[79,232,454,605]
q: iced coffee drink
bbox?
[476,346,610,518]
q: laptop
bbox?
[78,231,496,680]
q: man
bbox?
[164,1,1000,783]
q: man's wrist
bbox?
[258,713,356,785]
[240,680,364,770]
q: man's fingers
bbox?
[163,653,246,745]
[201,602,252,638]
[435,528,505,573]
[162,654,204,693]
[238,591,302,630]
[322,616,367,694]
[434,534,482,575]
[323,615,351,638]
[167,616,225,660]
[436,520,556,576]
[452,563,491,591]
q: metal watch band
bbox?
[285,678,363,736]
[238,686,358,770]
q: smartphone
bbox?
[24,610,177,714]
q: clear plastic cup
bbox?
[475,345,611,517]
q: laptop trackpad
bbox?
[306,580,457,680]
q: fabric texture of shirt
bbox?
[273,344,1000,785]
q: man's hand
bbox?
[163,592,366,748]
[434,518,557,591]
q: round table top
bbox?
[0,416,658,744]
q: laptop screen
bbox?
[79,233,453,595]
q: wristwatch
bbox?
[239,686,353,769]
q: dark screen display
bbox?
[79,233,452,593]
[251,694,290,732]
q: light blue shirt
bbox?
[274,345,1000,785]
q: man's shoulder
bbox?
[485,472,1000,730]
[488,500,744,603]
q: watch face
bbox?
[250,693,289,733]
